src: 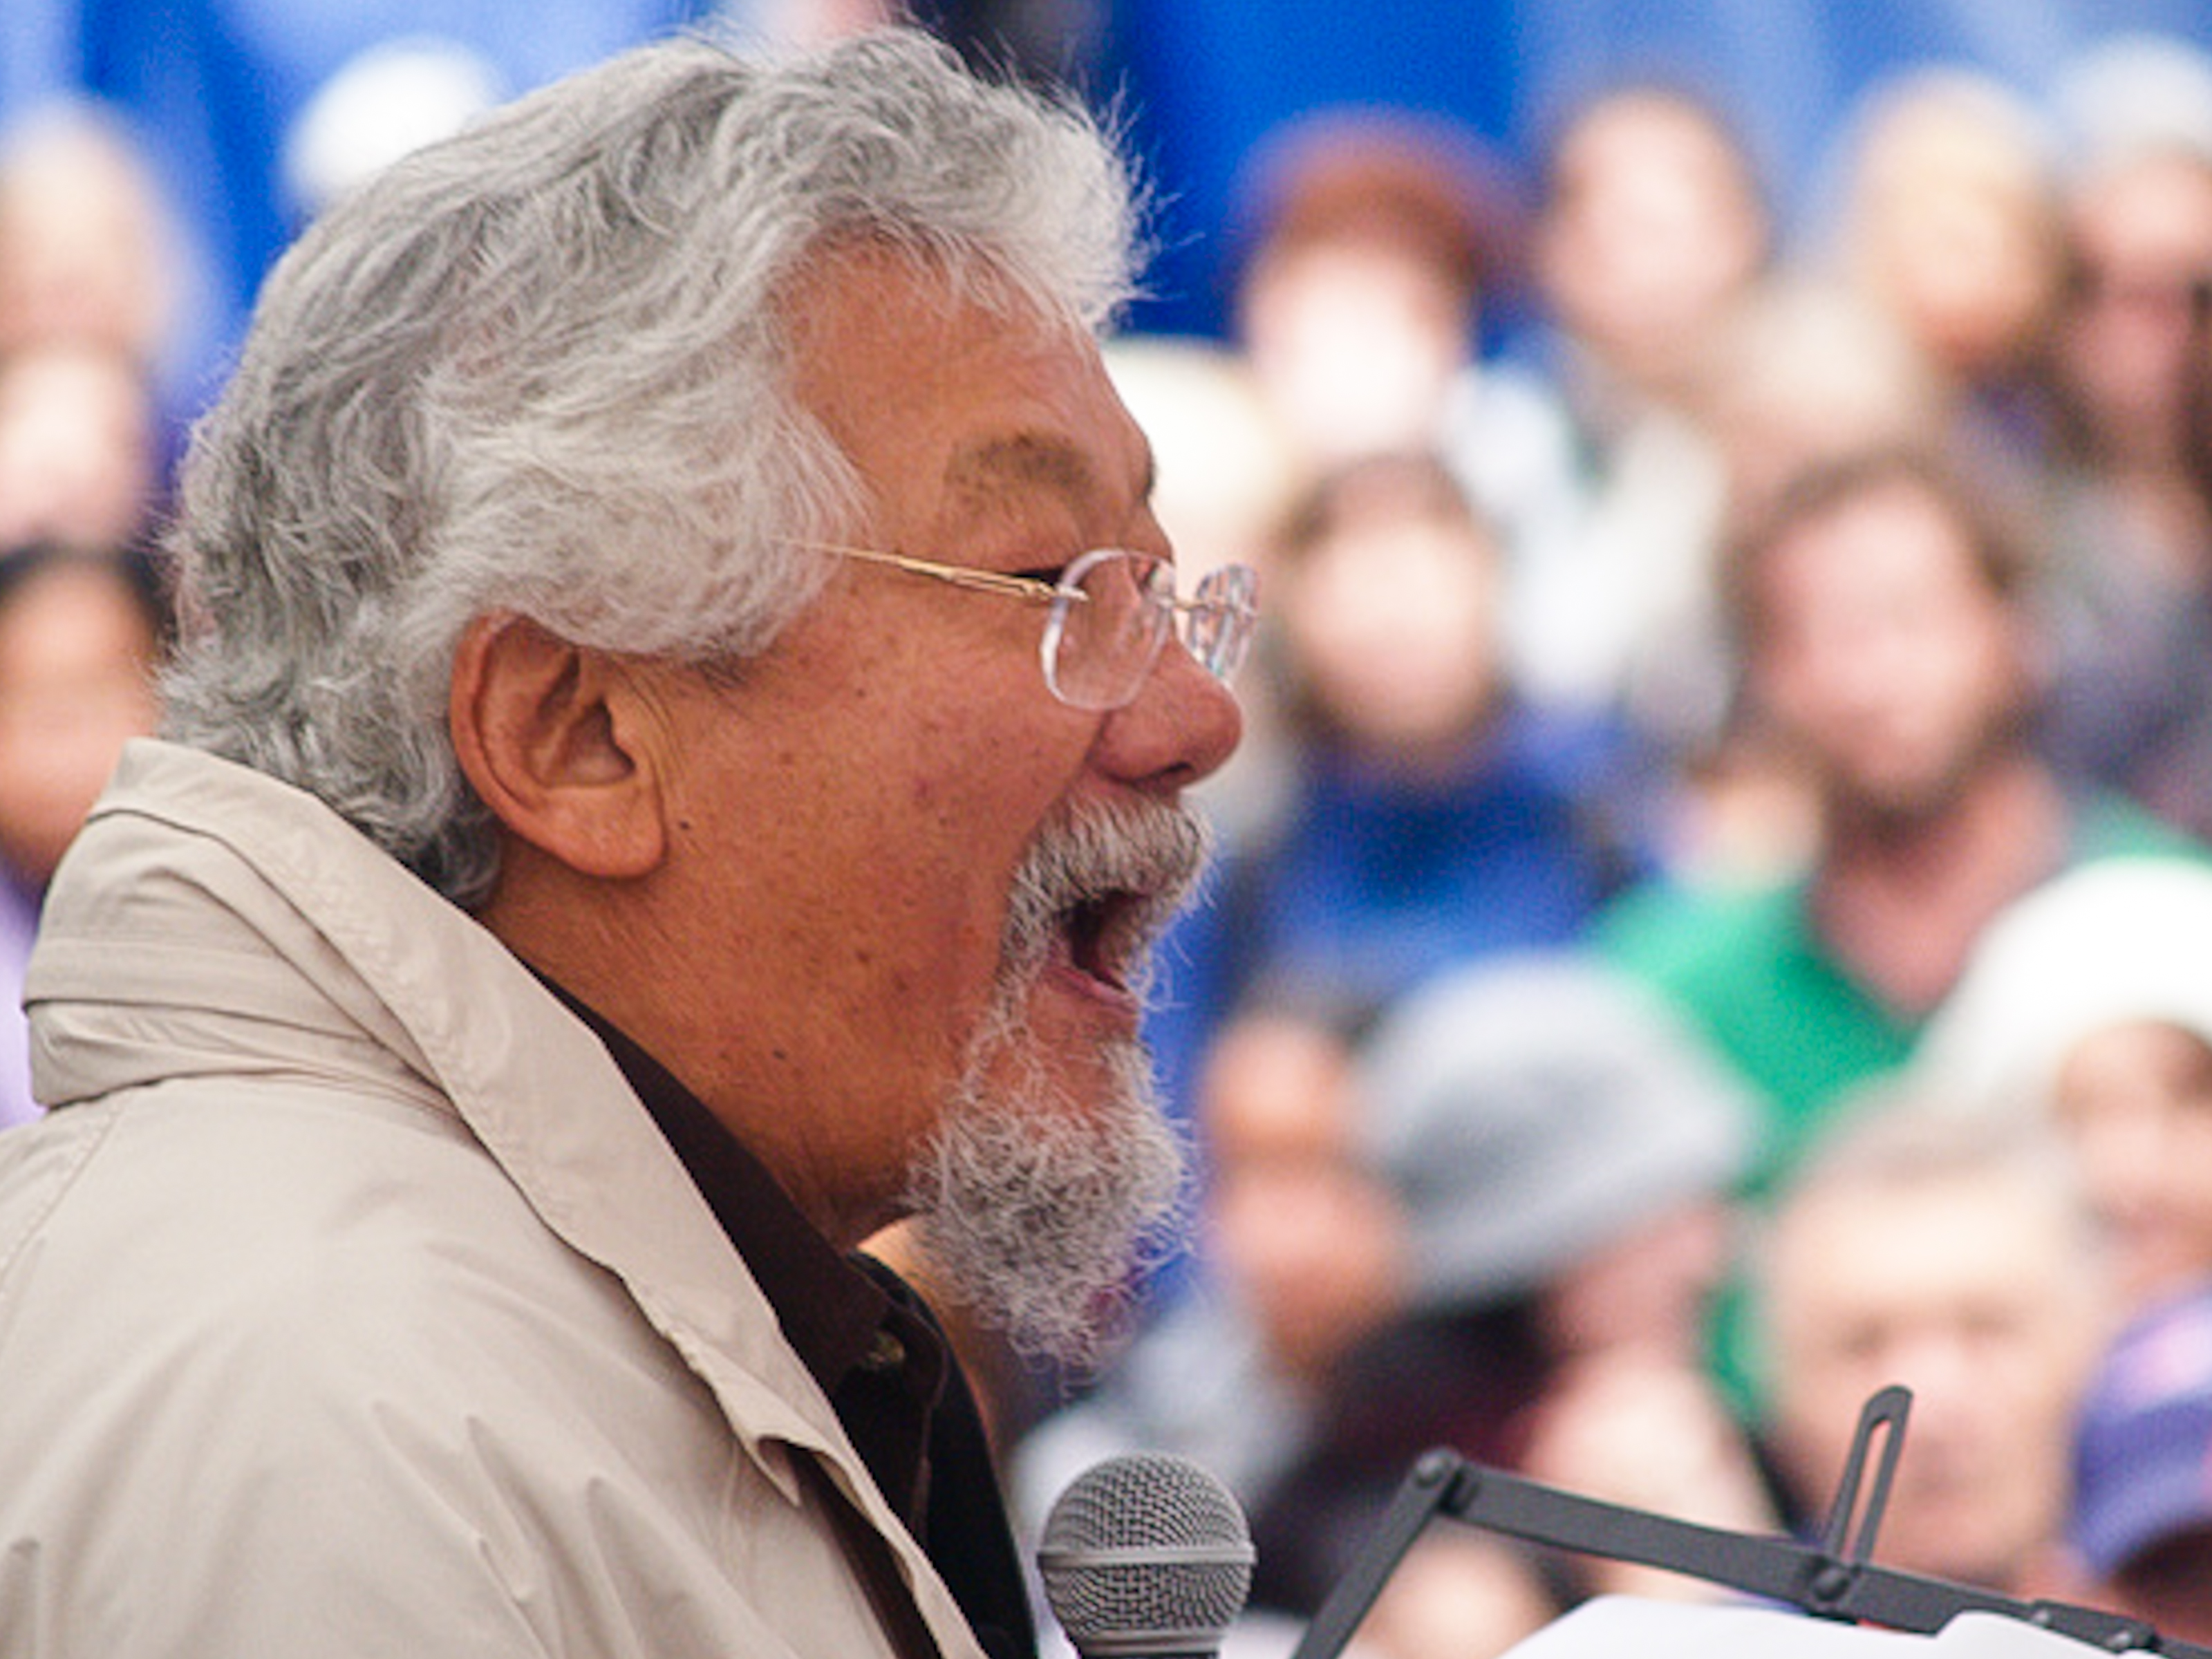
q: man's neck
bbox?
[1809,755,2067,1018]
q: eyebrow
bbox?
[944,431,1157,522]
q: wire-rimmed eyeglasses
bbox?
[809,543,1259,711]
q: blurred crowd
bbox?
[1049,26,2212,1658]
[11,9,2212,1658]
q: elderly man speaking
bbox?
[0,28,1253,1659]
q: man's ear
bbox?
[448,613,668,879]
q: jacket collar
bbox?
[31,741,878,1492]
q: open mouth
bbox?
[1011,798,1209,1013]
[1060,890,1147,997]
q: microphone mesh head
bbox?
[1037,1452,1255,1658]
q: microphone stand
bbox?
[1288,1386,2212,1659]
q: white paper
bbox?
[1933,1613,2112,1657]
[1497,1597,2108,1658]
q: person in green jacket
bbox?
[1604,444,2203,1198]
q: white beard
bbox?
[901,798,1207,1369]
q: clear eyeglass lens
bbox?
[1046,550,1167,709]
[1044,549,1259,710]
[1188,563,1259,682]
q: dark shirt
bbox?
[547,982,1039,1659]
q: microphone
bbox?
[1037,1452,1257,1659]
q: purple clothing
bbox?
[0,877,37,1127]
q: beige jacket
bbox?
[0,739,990,1659]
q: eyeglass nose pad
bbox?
[1116,574,1178,700]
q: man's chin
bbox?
[1831,768,1969,836]
[903,1029,1189,1371]
[1009,983,1150,1114]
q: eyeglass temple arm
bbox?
[1288,1386,2212,1659]
[804,542,1066,603]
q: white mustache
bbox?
[1000,798,1213,990]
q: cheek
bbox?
[897,719,1082,861]
[729,606,1098,971]
[863,719,1096,969]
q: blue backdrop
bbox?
[1093,0,2212,337]
[6,0,2211,400]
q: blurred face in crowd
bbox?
[1239,232,1470,467]
[2054,1019,2212,1309]
[1199,1012,1409,1381]
[2057,149,2212,455]
[1763,1163,2103,1592]
[0,556,160,888]
[1539,91,1767,400]
[1696,285,1940,537]
[1745,477,2028,827]
[1846,93,2062,381]
[1278,465,1504,767]
[1538,1199,1735,1367]
[0,120,173,363]
[0,343,158,552]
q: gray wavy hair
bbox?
[160,28,1143,906]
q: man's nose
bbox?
[1089,633,1245,794]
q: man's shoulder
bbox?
[0,1087,676,1411]
[0,1102,812,1658]
[0,1089,742,1575]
